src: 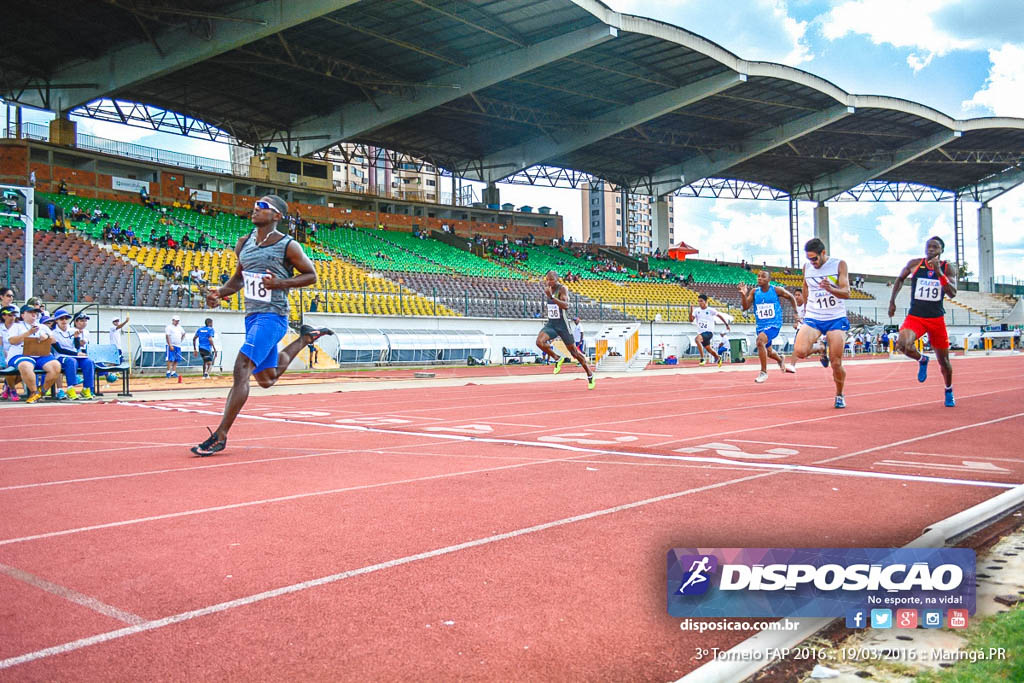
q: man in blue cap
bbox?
[52,308,96,400]
[6,303,62,403]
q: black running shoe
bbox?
[300,324,334,343]
[191,428,226,457]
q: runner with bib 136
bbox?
[790,238,852,408]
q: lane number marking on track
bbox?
[537,432,639,446]
[423,424,495,435]
[876,459,1010,473]
[675,442,798,460]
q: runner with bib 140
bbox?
[790,238,852,408]
[739,270,800,383]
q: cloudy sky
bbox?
[11,0,1023,281]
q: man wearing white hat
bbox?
[165,315,185,378]
[109,314,130,362]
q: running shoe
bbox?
[944,388,955,408]
[7,389,19,402]
[587,375,596,390]
[166,371,173,378]
[820,354,830,368]
[300,324,335,343]
[65,387,78,400]
[717,355,723,367]
[25,392,44,404]
[191,428,227,457]
[698,359,706,366]
[1,385,12,400]
[917,356,929,383]
[81,388,93,400]
[553,356,566,375]
[834,395,846,409]
[56,389,68,401]
[754,372,768,384]
[784,363,797,374]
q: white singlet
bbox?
[803,257,846,321]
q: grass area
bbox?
[916,606,1024,682]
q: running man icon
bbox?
[677,555,718,595]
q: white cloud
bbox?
[606,0,812,66]
[961,44,1024,116]
[821,0,977,72]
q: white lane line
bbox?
[0,449,363,492]
[0,472,777,671]
[813,412,1024,464]
[590,429,674,437]
[0,563,145,625]
[903,451,1024,464]
[0,453,591,547]
[725,439,838,449]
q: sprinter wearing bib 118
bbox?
[739,270,800,383]
[791,238,852,408]
[192,195,334,456]
[888,236,957,407]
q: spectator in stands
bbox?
[165,315,185,378]
[309,294,320,313]
[58,179,68,195]
[108,314,128,361]
[51,309,96,400]
[1,304,21,401]
[220,272,230,286]
[167,235,178,250]
[190,266,207,287]
[6,303,62,403]
[0,288,14,310]
[196,234,208,250]
[72,312,90,354]
[162,262,176,278]
[26,297,48,319]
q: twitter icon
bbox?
[871,609,892,628]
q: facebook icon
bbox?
[846,609,867,629]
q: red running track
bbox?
[0,354,1022,680]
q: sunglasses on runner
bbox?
[253,200,281,214]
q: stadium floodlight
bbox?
[1,184,35,298]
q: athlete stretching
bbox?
[888,236,957,407]
[791,238,852,408]
[739,271,800,383]
[192,195,333,456]
[536,271,595,390]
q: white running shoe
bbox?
[754,372,768,383]
[784,364,797,373]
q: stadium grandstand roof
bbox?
[3,0,1024,202]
